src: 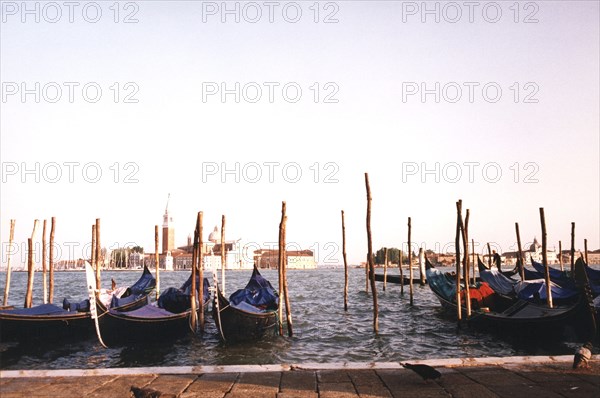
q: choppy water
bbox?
[0,267,584,370]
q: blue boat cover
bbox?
[425,267,456,302]
[111,303,176,318]
[0,303,72,316]
[479,267,579,301]
[157,276,210,314]
[530,260,600,295]
[229,268,279,312]
[124,266,157,296]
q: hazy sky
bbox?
[1,1,598,267]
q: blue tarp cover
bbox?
[0,304,72,316]
[229,268,279,312]
[157,276,210,314]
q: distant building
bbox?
[253,249,316,269]
[162,195,175,254]
[502,237,558,265]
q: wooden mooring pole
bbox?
[460,206,471,317]
[198,212,205,333]
[190,215,198,332]
[515,222,525,281]
[584,238,588,264]
[42,220,48,304]
[558,241,563,271]
[570,222,575,273]
[3,219,15,307]
[155,225,160,300]
[365,173,378,333]
[454,201,462,322]
[95,219,101,290]
[48,217,55,303]
[540,208,552,308]
[281,202,293,336]
[221,215,226,295]
[383,247,388,291]
[399,249,404,295]
[342,210,349,312]
[408,217,413,306]
[278,205,285,336]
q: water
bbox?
[0,267,582,370]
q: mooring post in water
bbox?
[399,248,404,295]
[24,238,34,308]
[540,208,552,309]
[455,201,462,322]
[584,238,588,264]
[570,222,575,273]
[408,217,414,306]
[515,222,525,282]
[281,202,293,337]
[365,253,370,293]
[49,217,55,303]
[559,241,564,271]
[487,242,492,268]
[3,219,16,307]
[155,225,160,300]
[471,238,476,286]
[221,215,226,296]
[460,206,471,317]
[42,220,48,304]
[26,219,40,306]
[278,204,285,336]
[198,211,205,333]
[190,215,199,332]
[383,247,388,291]
[91,224,96,287]
[95,219,101,290]
[418,247,425,285]
[26,219,40,302]
[365,173,378,333]
[342,210,349,312]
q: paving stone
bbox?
[318,370,351,383]
[281,371,317,392]
[353,383,392,398]
[347,370,382,386]
[460,369,532,387]
[442,383,499,398]
[189,372,239,391]
[277,390,319,398]
[86,374,156,398]
[485,384,563,398]
[318,381,358,397]
[146,374,197,396]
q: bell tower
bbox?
[162,194,175,254]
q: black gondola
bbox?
[0,265,156,343]
[426,256,593,339]
[212,266,279,343]
[96,275,210,345]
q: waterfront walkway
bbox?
[1,356,598,397]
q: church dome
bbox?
[529,237,541,252]
[208,226,220,243]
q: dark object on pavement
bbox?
[402,363,442,381]
[573,342,593,369]
[131,386,176,398]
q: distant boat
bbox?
[213,266,279,343]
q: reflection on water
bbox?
[0,268,582,370]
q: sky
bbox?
[1,0,599,268]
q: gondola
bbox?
[212,266,279,343]
[373,273,422,285]
[96,274,210,345]
[529,258,600,296]
[477,256,579,304]
[0,265,156,343]
[426,256,593,339]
